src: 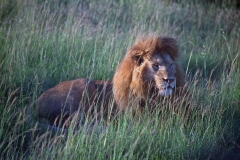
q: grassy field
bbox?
[0,0,240,159]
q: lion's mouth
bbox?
[158,86,173,96]
[163,86,173,90]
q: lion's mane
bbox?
[112,35,186,111]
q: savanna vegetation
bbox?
[0,0,240,159]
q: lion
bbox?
[35,35,186,127]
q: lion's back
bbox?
[36,78,96,125]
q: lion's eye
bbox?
[152,64,159,71]
[170,63,175,68]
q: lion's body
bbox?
[36,79,114,126]
[36,35,186,126]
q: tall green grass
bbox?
[0,0,240,159]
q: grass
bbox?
[0,0,240,159]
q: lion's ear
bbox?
[132,55,144,66]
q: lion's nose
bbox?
[163,78,174,83]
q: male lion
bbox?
[36,35,186,127]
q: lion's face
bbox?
[146,53,175,96]
[133,53,176,97]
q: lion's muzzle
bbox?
[157,78,175,96]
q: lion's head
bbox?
[113,35,186,110]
